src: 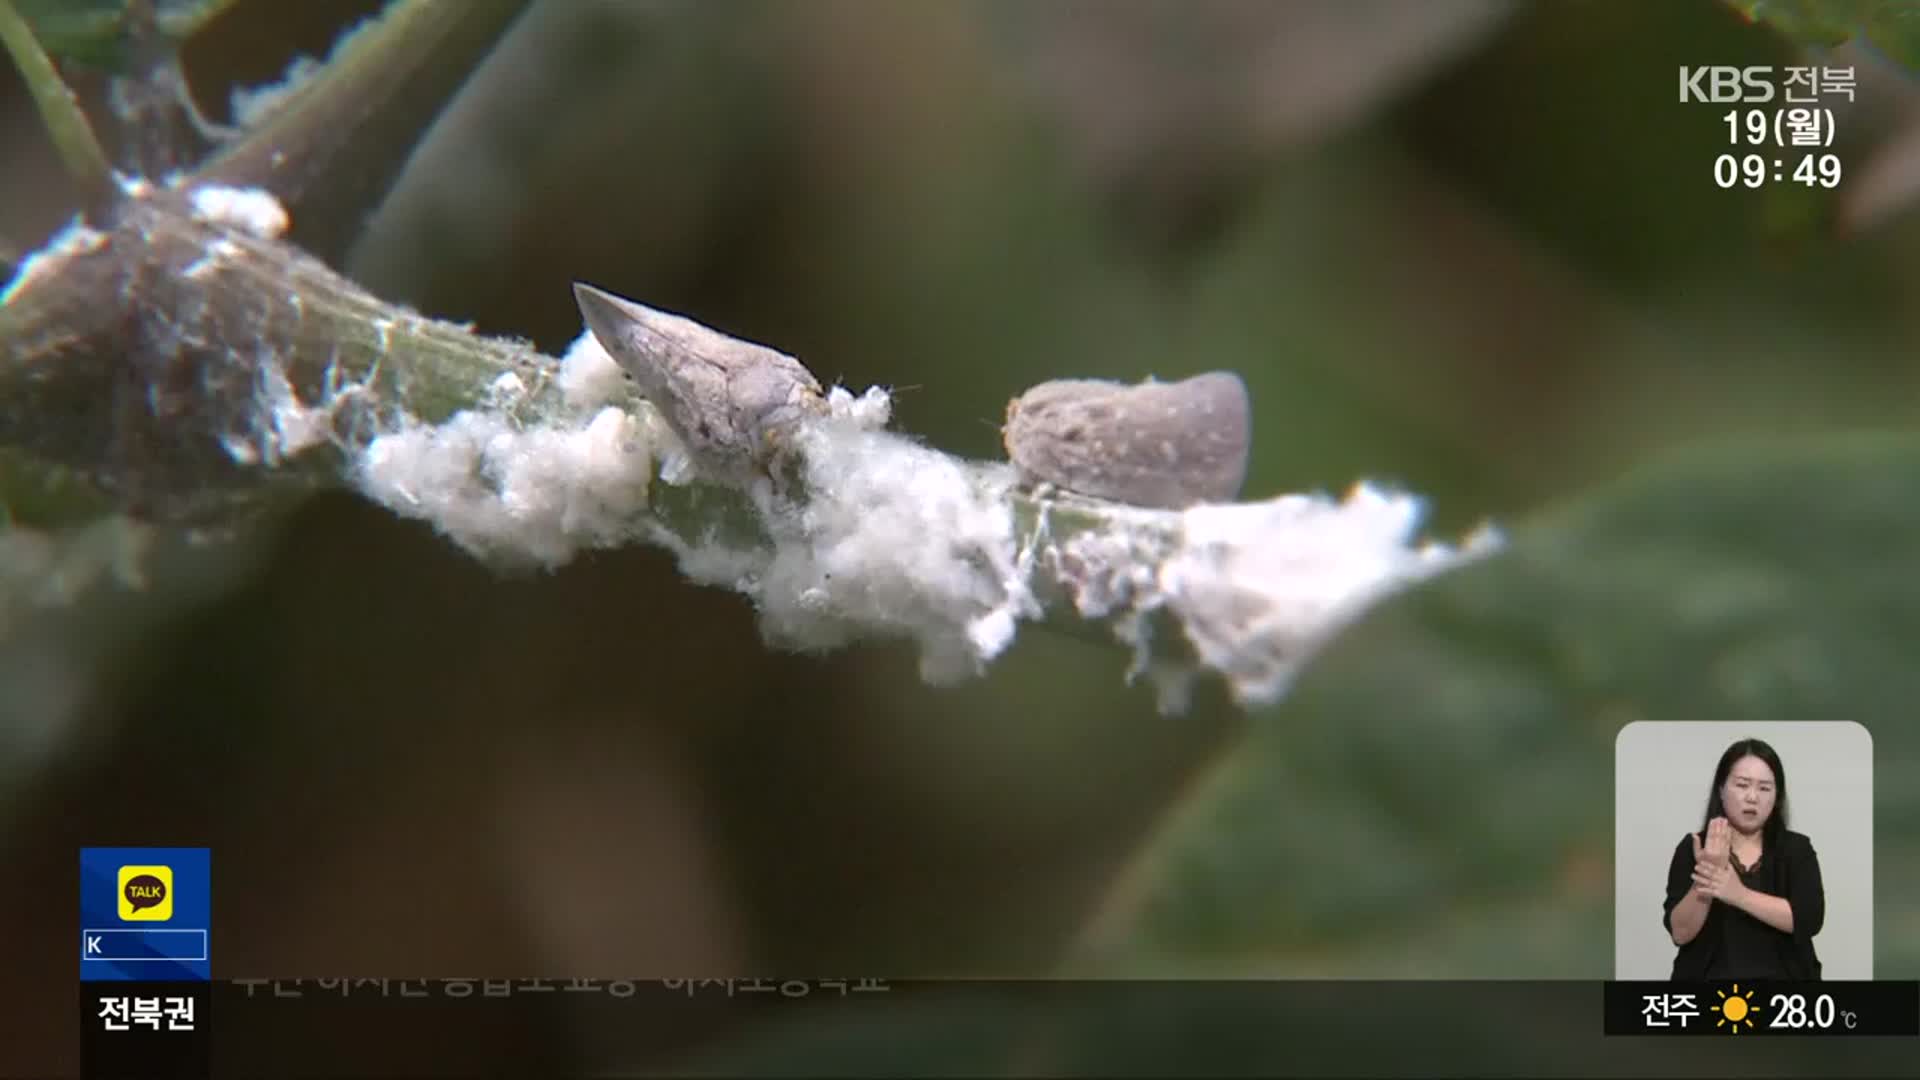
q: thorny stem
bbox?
[0,0,1492,709]
[0,174,1495,709]
[0,0,531,518]
[0,177,1158,626]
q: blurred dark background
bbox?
[4,0,1920,1074]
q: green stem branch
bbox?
[0,0,113,207]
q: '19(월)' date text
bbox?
[1678,65,1850,190]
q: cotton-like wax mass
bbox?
[1002,371,1252,509]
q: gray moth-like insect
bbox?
[573,282,828,485]
[1002,371,1251,509]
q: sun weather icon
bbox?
[1712,983,1763,1033]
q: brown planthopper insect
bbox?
[1001,371,1251,509]
[573,282,828,486]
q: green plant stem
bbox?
[0,0,113,207]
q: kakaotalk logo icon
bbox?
[117,865,174,921]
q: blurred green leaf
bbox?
[1097,431,1920,978]
[16,0,239,70]
[1726,0,1920,69]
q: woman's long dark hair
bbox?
[1700,737,1790,849]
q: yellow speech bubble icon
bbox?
[117,864,174,921]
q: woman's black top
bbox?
[1663,828,1825,981]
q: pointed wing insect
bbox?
[573,282,827,485]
